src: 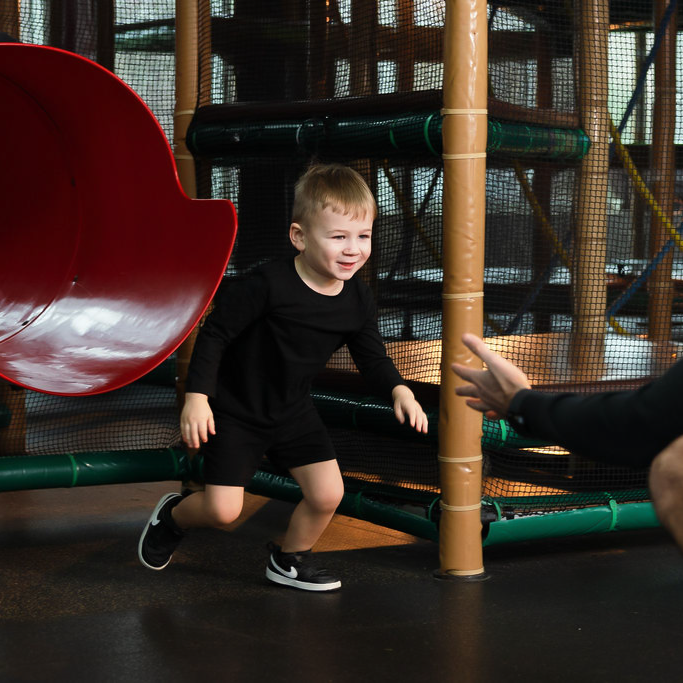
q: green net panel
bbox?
[2,1,681,531]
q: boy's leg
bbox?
[138,492,185,570]
[139,484,245,570]
[173,484,245,530]
[265,460,344,591]
[282,459,344,552]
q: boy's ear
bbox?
[289,222,305,252]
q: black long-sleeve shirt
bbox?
[186,258,404,428]
[508,359,683,468]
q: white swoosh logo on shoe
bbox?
[150,517,161,526]
[273,558,298,579]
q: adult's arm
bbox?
[453,333,683,469]
[509,361,683,468]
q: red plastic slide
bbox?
[0,45,237,395]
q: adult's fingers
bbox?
[461,333,487,357]
[454,383,480,398]
[461,333,502,369]
[451,361,480,383]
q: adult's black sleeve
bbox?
[508,359,683,468]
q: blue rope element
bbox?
[499,0,678,333]
[504,229,572,334]
[608,498,619,532]
[604,0,680,319]
[67,453,79,487]
[615,0,678,137]
[497,419,508,446]
[423,112,439,157]
[606,219,683,319]
[507,216,683,330]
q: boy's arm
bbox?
[180,392,215,449]
[347,292,427,433]
[392,384,429,433]
[346,302,403,397]
[350,330,427,433]
[186,272,269,397]
[346,285,426,433]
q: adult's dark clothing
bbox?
[507,359,683,469]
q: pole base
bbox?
[433,569,491,582]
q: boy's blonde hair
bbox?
[292,164,377,227]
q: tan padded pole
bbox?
[174,0,198,198]
[571,0,609,379]
[0,0,18,38]
[648,0,678,342]
[174,0,199,399]
[438,0,488,578]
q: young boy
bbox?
[138,164,428,591]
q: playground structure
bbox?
[1,0,681,577]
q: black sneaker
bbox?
[138,493,184,570]
[265,542,341,592]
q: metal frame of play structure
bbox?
[1,0,679,577]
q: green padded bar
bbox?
[188,113,590,161]
[310,390,548,449]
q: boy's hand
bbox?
[392,385,429,434]
[180,392,215,449]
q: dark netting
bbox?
[2,1,680,524]
[196,1,446,497]
[480,1,679,518]
[197,1,677,514]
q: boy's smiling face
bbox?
[290,205,373,293]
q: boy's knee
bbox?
[306,480,344,514]
[204,498,242,528]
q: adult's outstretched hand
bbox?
[451,333,532,420]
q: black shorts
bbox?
[199,409,337,486]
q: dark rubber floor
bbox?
[1,482,682,682]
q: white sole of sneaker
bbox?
[265,566,342,592]
[138,492,182,571]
